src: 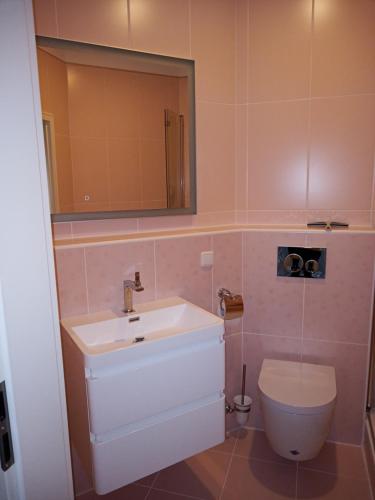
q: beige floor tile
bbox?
[300,441,368,480]
[210,433,237,455]
[77,483,149,499]
[222,455,297,500]
[297,468,372,500]
[153,450,231,499]
[234,428,297,467]
[147,490,193,500]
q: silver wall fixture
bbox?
[307,221,349,231]
[277,247,327,279]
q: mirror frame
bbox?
[36,36,197,222]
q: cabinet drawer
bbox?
[91,395,225,495]
[87,340,224,435]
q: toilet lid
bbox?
[258,359,336,413]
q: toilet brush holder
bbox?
[233,394,252,426]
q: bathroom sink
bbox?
[62,296,224,369]
[61,296,225,493]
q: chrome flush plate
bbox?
[277,247,327,279]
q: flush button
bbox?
[283,253,303,273]
[305,259,319,274]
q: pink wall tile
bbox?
[140,139,167,204]
[247,101,309,210]
[308,96,375,210]
[36,49,50,111]
[213,232,243,336]
[248,0,312,102]
[70,137,109,209]
[67,65,108,139]
[106,70,141,139]
[192,212,236,227]
[129,0,190,57]
[54,248,88,317]
[244,231,306,337]
[243,333,302,428]
[312,0,375,97]
[108,138,141,207]
[46,54,70,136]
[52,222,72,240]
[71,219,138,238]
[33,0,58,37]
[303,233,375,344]
[138,215,194,232]
[302,339,368,444]
[235,105,247,211]
[55,0,129,48]
[196,102,235,213]
[191,0,235,103]
[85,241,155,313]
[155,235,212,311]
[55,134,74,212]
[235,0,248,105]
[138,74,179,142]
[235,211,247,224]
[246,210,373,226]
[246,211,307,225]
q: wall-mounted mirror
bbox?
[35,36,196,222]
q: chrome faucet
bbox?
[123,272,144,313]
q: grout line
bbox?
[211,235,214,313]
[362,422,375,500]
[83,247,90,314]
[295,461,299,500]
[242,330,370,347]
[241,231,245,367]
[153,240,157,300]
[298,463,374,482]
[300,280,306,363]
[242,93,375,106]
[126,0,132,48]
[149,487,203,499]
[53,0,59,36]
[308,0,315,100]
[370,148,375,227]
[218,433,238,499]
[231,452,297,469]
[143,470,160,500]
[305,0,315,213]
[188,0,192,59]
[299,463,369,480]
[196,99,235,106]
[300,233,308,362]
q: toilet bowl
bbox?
[258,359,336,461]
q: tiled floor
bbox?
[78,429,373,500]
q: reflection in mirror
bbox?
[35,37,196,221]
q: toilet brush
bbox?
[233,364,251,426]
[241,364,246,405]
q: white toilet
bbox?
[258,359,336,461]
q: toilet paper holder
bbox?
[217,288,244,320]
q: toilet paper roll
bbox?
[218,294,244,320]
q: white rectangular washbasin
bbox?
[60,296,225,493]
[62,296,224,369]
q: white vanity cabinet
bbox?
[61,298,225,495]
